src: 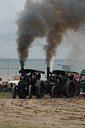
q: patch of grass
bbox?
[0,92,12,99]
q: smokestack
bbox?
[47,67,50,78]
[21,63,24,77]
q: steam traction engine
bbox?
[12,65,45,99]
[12,65,80,99]
[36,67,80,98]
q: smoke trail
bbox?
[16,0,56,65]
[16,0,85,66]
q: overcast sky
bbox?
[0,0,85,60]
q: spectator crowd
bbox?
[0,83,13,92]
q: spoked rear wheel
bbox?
[65,80,76,98]
[36,80,44,98]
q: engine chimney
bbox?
[21,64,24,76]
[47,67,50,78]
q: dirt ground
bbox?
[0,95,85,128]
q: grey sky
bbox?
[0,0,85,60]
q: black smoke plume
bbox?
[16,0,85,66]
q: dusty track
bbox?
[0,95,85,128]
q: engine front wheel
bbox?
[19,95,26,99]
[29,85,32,99]
[50,86,61,98]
